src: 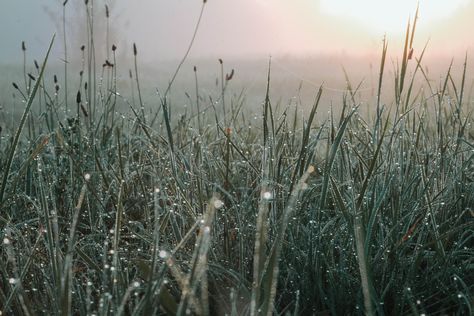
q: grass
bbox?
[0,2,473,315]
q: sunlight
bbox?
[319,0,469,34]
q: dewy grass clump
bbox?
[0,2,473,315]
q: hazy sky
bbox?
[1,0,474,63]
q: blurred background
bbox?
[1,0,474,114]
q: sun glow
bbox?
[320,0,469,34]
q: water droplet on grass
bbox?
[262,191,272,200]
[213,199,224,209]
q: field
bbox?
[1,4,474,316]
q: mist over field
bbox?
[2,0,474,117]
[3,0,474,61]
[2,54,474,125]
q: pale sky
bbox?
[1,0,474,63]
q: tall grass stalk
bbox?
[220,58,226,123]
[63,0,69,112]
[132,43,146,124]
[60,184,87,316]
[194,66,202,134]
[164,1,207,98]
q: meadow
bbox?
[0,3,473,316]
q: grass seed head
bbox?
[133,43,137,56]
[103,60,114,68]
[226,69,234,81]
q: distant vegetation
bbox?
[0,2,472,315]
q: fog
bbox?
[1,0,474,114]
[2,1,474,62]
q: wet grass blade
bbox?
[319,106,358,210]
[258,166,314,316]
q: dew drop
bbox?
[262,191,272,200]
[213,199,224,209]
